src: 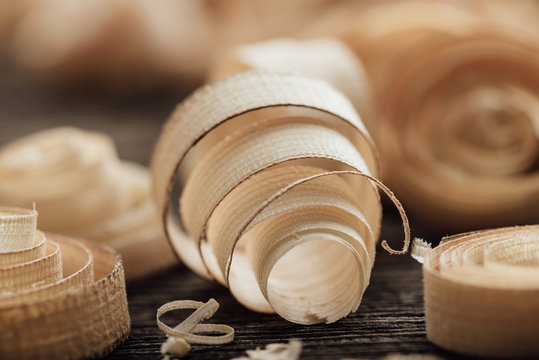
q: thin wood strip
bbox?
[0,207,130,360]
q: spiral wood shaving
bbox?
[377,35,539,230]
[2,0,350,91]
[151,71,410,324]
[422,225,539,358]
[0,207,129,359]
[0,127,176,280]
[231,340,302,360]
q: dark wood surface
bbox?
[0,63,469,360]
[105,220,467,360]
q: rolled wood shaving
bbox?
[422,225,539,358]
[343,355,442,360]
[151,71,410,324]
[0,206,130,359]
[377,35,539,230]
[0,126,176,280]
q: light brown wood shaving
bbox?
[309,1,539,230]
[0,126,176,280]
[380,356,442,360]
[423,225,539,358]
[161,337,190,360]
[342,355,442,360]
[2,0,356,91]
[0,206,130,359]
[151,71,410,324]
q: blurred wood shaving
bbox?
[423,225,539,357]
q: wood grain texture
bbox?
[0,63,468,359]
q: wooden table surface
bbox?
[0,63,470,360]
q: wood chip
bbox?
[317,1,539,230]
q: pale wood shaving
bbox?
[0,127,176,280]
[423,225,539,358]
[151,71,410,324]
[410,238,432,264]
[208,37,372,128]
[161,337,191,360]
[157,298,234,359]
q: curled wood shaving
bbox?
[342,355,442,360]
[151,71,410,324]
[157,298,234,359]
[161,337,190,360]
[231,340,302,360]
[322,2,539,230]
[5,0,213,90]
[208,37,372,128]
[0,207,129,359]
[423,225,539,358]
[0,126,176,280]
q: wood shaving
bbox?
[319,1,539,230]
[0,126,176,280]
[151,71,410,324]
[161,337,190,360]
[157,298,234,359]
[423,225,539,357]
